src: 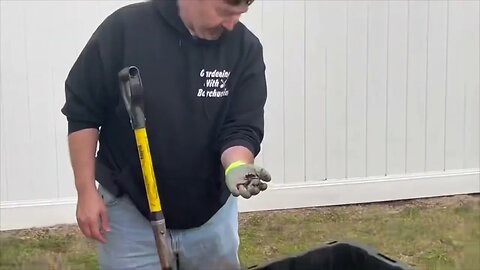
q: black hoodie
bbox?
[61,0,267,229]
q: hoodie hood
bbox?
[152,0,231,45]
[153,0,190,37]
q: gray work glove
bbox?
[225,162,271,199]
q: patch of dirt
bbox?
[382,193,480,208]
[0,224,82,240]
[239,194,480,225]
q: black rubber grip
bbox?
[118,66,146,129]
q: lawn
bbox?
[0,194,478,270]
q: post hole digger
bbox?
[118,66,175,270]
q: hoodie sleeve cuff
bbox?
[220,138,258,157]
[68,120,100,134]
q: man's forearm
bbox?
[68,128,99,195]
[221,145,254,169]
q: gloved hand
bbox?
[225,161,271,199]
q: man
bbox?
[61,0,270,269]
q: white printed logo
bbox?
[197,68,230,98]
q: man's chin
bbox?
[197,31,223,40]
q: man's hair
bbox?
[225,0,254,6]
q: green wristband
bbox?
[225,161,246,176]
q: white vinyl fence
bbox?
[1,0,479,230]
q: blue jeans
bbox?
[97,185,240,270]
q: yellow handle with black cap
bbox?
[118,66,174,270]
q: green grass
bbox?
[238,195,480,270]
[0,229,98,270]
[1,194,478,270]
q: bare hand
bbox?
[76,189,110,243]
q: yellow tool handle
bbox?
[134,128,162,213]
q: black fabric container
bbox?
[247,241,414,270]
